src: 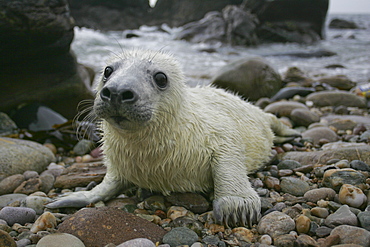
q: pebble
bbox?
[0,194,27,208]
[296,234,318,247]
[350,160,370,171]
[301,126,339,145]
[162,227,199,247]
[277,160,302,170]
[329,225,370,246]
[338,184,367,208]
[311,207,329,218]
[273,234,296,247]
[0,207,36,226]
[36,233,85,247]
[325,205,358,228]
[280,177,310,196]
[16,238,31,247]
[169,216,204,236]
[21,195,53,215]
[117,238,156,247]
[30,212,57,233]
[167,206,189,220]
[0,229,16,247]
[14,177,42,195]
[259,234,272,245]
[358,210,370,231]
[257,211,295,238]
[303,187,336,202]
[0,174,25,195]
[264,101,308,117]
[290,108,320,127]
[73,139,96,156]
[306,91,367,108]
[232,227,254,243]
[295,215,311,234]
[323,169,366,192]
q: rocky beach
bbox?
[1,0,370,247]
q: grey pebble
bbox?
[16,238,31,247]
[280,177,310,196]
[325,205,358,228]
[277,160,302,170]
[358,211,370,231]
[117,238,155,247]
[0,206,36,226]
[0,174,25,195]
[23,171,39,180]
[0,194,27,208]
[36,233,85,247]
[350,160,370,171]
[303,187,336,203]
[162,227,199,247]
[21,196,52,215]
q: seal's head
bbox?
[94,50,185,131]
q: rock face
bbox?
[211,57,282,101]
[176,0,329,45]
[0,0,94,119]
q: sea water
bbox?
[71,14,370,88]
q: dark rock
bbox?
[315,226,332,237]
[358,211,370,231]
[0,138,55,178]
[166,193,209,214]
[243,0,329,44]
[211,57,282,101]
[54,162,106,189]
[162,227,199,247]
[306,91,367,108]
[283,67,310,84]
[270,87,315,101]
[0,0,93,119]
[269,49,336,58]
[0,113,18,136]
[280,177,310,196]
[350,160,370,172]
[277,160,302,170]
[329,18,361,29]
[290,108,320,127]
[169,216,204,236]
[58,207,166,246]
[323,169,366,192]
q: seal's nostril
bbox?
[100,87,111,102]
[119,90,138,103]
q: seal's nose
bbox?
[100,86,138,104]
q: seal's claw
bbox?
[213,195,261,228]
[46,191,92,209]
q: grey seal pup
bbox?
[47,49,300,227]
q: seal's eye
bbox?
[154,72,168,89]
[104,66,114,79]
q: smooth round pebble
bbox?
[0,194,27,208]
[277,160,302,170]
[350,160,370,171]
[0,174,25,195]
[311,207,329,218]
[162,227,199,247]
[259,234,272,245]
[15,238,31,247]
[295,215,311,234]
[329,225,370,246]
[257,211,295,238]
[30,212,57,233]
[23,170,39,180]
[280,177,310,196]
[117,238,155,247]
[36,233,85,247]
[325,205,358,228]
[21,196,53,215]
[0,206,36,226]
[304,187,336,202]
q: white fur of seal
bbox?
[47,49,299,227]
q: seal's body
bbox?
[48,49,299,227]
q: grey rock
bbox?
[319,75,356,90]
[279,144,370,165]
[325,205,358,228]
[117,238,155,247]
[39,173,55,194]
[264,101,308,117]
[322,115,370,126]
[329,225,370,246]
[36,233,85,247]
[257,211,295,238]
[21,196,52,215]
[23,171,39,180]
[0,206,36,226]
[315,226,332,237]
[306,91,367,108]
[0,138,55,178]
[303,188,336,203]
[162,227,199,247]
[166,192,209,214]
[277,160,302,170]
[350,160,370,171]
[0,112,17,136]
[211,57,282,101]
[280,177,310,196]
[15,238,31,247]
[0,194,27,208]
[302,127,338,145]
[0,174,25,195]
[290,108,320,127]
[358,211,370,231]
[73,139,96,156]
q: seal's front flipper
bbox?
[46,174,125,209]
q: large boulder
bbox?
[211,57,282,101]
[0,0,94,119]
[243,0,329,43]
